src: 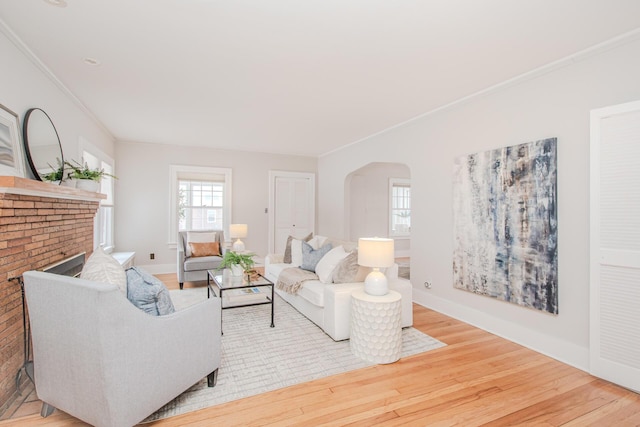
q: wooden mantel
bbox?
[0,176,106,201]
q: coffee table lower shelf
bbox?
[207,270,275,334]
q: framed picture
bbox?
[0,103,26,177]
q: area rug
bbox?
[145,287,445,421]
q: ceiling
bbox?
[1,0,640,157]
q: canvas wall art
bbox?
[0,103,25,177]
[452,137,558,314]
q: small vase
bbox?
[75,179,100,192]
[230,265,243,277]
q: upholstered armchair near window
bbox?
[177,230,225,289]
[23,271,221,427]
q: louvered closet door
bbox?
[590,100,640,393]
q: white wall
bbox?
[318,36,640,370]
[0,32,114,173]
[115,141,316,272]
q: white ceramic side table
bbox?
[350,289,402,364]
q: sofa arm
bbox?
[323,282,364,341]
[264,253,284,268]
[177,244,186,282]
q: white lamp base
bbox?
[364,268,388,296]
[232,239,245,252]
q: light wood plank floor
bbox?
[2,274,639,426]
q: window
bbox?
[178,180,224,230]
[390,178,411,237]
[169,165,232,247]
[81,146,115,252]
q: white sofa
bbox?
[264,237,413,341]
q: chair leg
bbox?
[207,369,218,387]
[179,282,184,290]
[41,402,55,417]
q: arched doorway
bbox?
[344,162,411,276]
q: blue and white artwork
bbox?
[452,137,558,314]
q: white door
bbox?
[590,100,640,393]
[268,171,315,254]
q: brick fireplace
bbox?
[0,176,104,416]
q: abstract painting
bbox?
[0,103,25,177]
[452,137,558,314]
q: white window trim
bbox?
[168,165,232,249]
[79,137,116,252]
[389,178,411,238]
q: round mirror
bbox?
[22,108,64,183]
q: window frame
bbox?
[168,165,232,249]
[80,140,116,253]
[389,178,411,238]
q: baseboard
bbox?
[136,263,175,275]
[412,288,589,372]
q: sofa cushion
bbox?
[80,247,127,294]
[307,235,328,249]
[301,241,332,272]
[189,241,221,257]
[186,231,218,257]
[315,245,348,284]
[183,255,223,271]
[297,280,325,307]
[290,238,305,267]
[332,249,370,284]
[283,233,312,264]
[126,267,175,316]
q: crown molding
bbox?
[321,27,640,158]
[0,17,115,141]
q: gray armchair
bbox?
[23,270,221,427]
[177,229,225,289]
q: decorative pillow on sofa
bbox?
[332,249,370,284]
[283,233,312,264]
[186,231,218,257]
[315,245,348,283]
[125,267,175,316]
[189,241,221,257]
[301,241,333,272]
[307,235,328,250]
[80,247,127,294]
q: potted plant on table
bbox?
[64,159,117,192]
[217,251,256,277]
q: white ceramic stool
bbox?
[350,289,402,364]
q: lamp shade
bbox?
[229,224,248,239]
[358,238,394,268]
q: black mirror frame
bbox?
[22,108,64,183]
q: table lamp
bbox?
[358,237,395,296]
[230,224,248,252]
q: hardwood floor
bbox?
[2,274,639,426]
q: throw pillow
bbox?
[332,249,371,284]
[283,232,312,264]
[126,267,175,316]
[189,241,221,257]
[315,245,348,284]
[80,247,127,294]
[290,239,304,267]
[186,231,218,257]
[307,235,328,250]
[301,241,333,272]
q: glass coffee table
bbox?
[207,269,275,334]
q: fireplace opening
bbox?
[41,252,86,277]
